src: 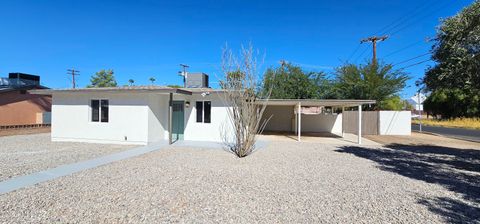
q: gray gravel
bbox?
[0,140,478,223]
[0,133,134,181]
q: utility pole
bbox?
[179,64,189,88]
[279,60,287,69]
[360,35,388,64]
[67,68,80,89]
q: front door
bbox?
[172,101,185,142]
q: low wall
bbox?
[379,111,411,135]
[342,110,411,135]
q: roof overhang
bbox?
[29,86,193,95]
[256,99,376,107]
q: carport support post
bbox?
[341,106,345,138]
[358,105,362,145]
[168,93,173,145]
[297,103,301,142]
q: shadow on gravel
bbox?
[335,144,480,223]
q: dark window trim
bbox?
[196,101,203,123]
[204,101,211,123]
[196,101,211,123]
[91,99,109,123]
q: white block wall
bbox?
[301,114,342,135]
[379,111,411,135]
[147,94,168,143]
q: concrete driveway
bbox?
[260,131,380,145]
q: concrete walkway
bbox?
[0,141,167,195]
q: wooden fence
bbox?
[342,111,379,135]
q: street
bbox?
[412,124,480,143]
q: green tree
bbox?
[378,96,404,110]
[334,61,409,110]
[128,79,135,86]
[262,63,333,99]
[149,77,156,84]
[87,69,117,87]
[167,84,182,88]
[424,88,480,118]
[423,1,480,118]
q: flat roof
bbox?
[29,86,233,95]
[29,86,194,95]
[29,87,375,107]
[257,99,376,107]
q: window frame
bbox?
[90,99,109,123]
[196,101,211,124]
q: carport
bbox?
[258,99,376,144]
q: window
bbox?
[196,101,211,123]
[91,100,99,122]
[204,101,211,123]
[91,99,109,122]
[196,101,203,122]
[101,100,109,122]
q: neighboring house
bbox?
[0,73,51,126]
[31,73,385,145]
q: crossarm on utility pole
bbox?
[360,35,388,63]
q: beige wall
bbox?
[301,114,342,134]
[0,90,51,125]
[263,105,343,134]
[263,105,295,132]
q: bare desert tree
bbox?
[219,44,271,158]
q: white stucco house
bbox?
[31,85,383,145]
[31,86,232,145]
[31,73,411,145]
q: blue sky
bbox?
[0,0,472,98]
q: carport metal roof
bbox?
[256,99,376,107]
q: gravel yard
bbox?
[0,140,479,223]
[0,133,134,181]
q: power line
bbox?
[347,43,362,62]
[354,45,370,63]
[387,1,455,37]
[393,52,431,66]
[398,59,432,70]
[383,39,428,58]
[375,0,435,36]
[347,0,431,64]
